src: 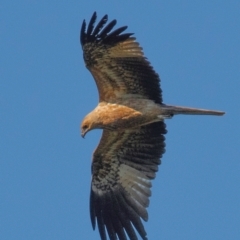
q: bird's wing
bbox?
[90,122,166,240]
[80,12,162,104]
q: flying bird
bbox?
[80,12,224,240]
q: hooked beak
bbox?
[81,129,88,138]
[81,131,86,138]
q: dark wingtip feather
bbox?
[87,11,97,37]
[80,19,86,46]
[92,14,108,37]
[90,188,96,230]
[80,12,133,47]
[105,26,128,39]
[98,19,117,39]
[119,189,147,240]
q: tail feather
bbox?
[160,105,225,116]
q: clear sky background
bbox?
[1,1,239,240]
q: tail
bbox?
[160,104,225,116]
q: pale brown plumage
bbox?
[80,12,224,240]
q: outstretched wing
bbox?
[80,12,162,104]
[90,122,167,240]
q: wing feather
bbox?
[80,12,162,103]
[118,189,146,240]
[86,11,97,38]
[90,122,166,240]
[104,26,129,44]
[92,14,108,37]
[98,20,117,39]
[80,19,86,46]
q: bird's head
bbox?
[81,111,100,138]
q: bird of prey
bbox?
[80,12,224,240]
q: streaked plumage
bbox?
[80,12,224,240]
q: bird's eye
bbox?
[82,125,88,130]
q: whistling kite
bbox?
[80,12,224,240]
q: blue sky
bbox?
[1,1,239,240]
